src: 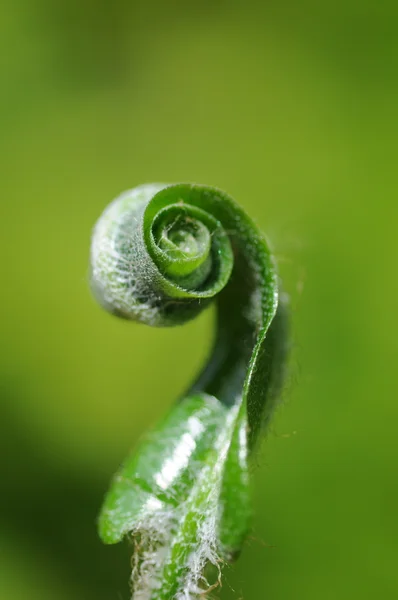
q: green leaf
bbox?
[90,183,288,598]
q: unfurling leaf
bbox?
[90,184,288,599]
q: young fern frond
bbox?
[90,183,288,599]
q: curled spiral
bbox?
[91,184,239,325]
[90,183,288,599]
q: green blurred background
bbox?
[1,2,397,599]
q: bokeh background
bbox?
[1,2,397,599]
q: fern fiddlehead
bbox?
[90,183,288,599]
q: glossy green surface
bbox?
[91,184,287,597]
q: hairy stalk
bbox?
[89,183,288,599]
